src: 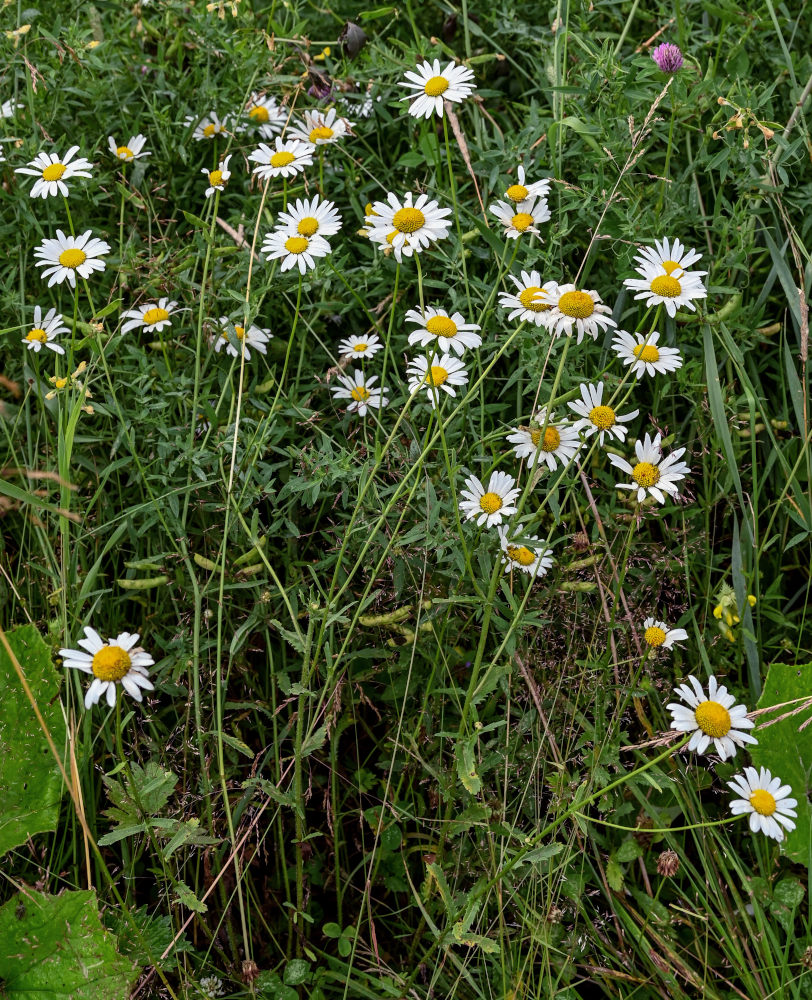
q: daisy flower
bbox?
[633,237,704,276]
[489,196,551,240]
[202,153,232,197]
[366,192,452,262]
[276,195,342,238]
[459,471,520,529]
[399,58,476,119]
[727,767,797,843]
[33,230,111,288]
[497,525,554,578]
[186,112,229,140]
[22,305,68,354]
[15,145,94,199]
[667,674,757,760]
[121,298,179,334]
[404,305,481,355]
[59,626,155,710]
[608,432,690,505]
[504,165,551,204]
[568,382,639,446]
[249,138,314,180]
[506,408,582,471]
[241,92,287,138]
[499,272,558,327]
[641,616,688,650]
[214,318,272,360]
[337,333,383,359]
[1,98,22,118]
[546,284,617,343]
[611,329,683,378]
[330,369,388,416]
[624,239,707,318]
[108,134,150,162]
[261,230,331,273]
[288,107,353,146]
[406,353,468,409]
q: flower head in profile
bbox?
[499,272,558,327]
[249,138,314,180]
[667,674,756,760]
[506,408,582,472]
[185,112,229,139]
[22,305,68,354]
[489,196,551,240]
[330,369,388,416]
[611,330,683,378]
[504,165,551,204]
[399,58,476,119]
[213,318,272,360]
[406,353,468,409]
[241,92,287,138]
[276,195,342,238]
[261,229,331,273]
[651,42,683,73]
[568,382,639,446]
[201,154,232,197]
[608,432,690,505]
[121,298,179,335]
[1,98,22,118]
[459,471,520,529]
[288,107,353,146]
[33,230,111,288]
[497,525,554,578]
[404,305,481,355]
[546,284,617,343]
[15,145,94,199]
[337,333,383,359]
[108,134,150,162]
[624,238,707,317]
[727,767,797,842]
[365,192,452,263]
[641,617,687,650]
[59,626,155,710]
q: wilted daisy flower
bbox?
[276,195,342,238]
[107,134,150,162]
[459,471,520,528]
[22,305,68,354]
[202,154,232,197]
[121,298,179,334]
[624,240,707,318]
[242,92,287,138]
[399,58,476,119]
[406,353,468,409]
[214,318,271,360]
[727,767,797,842]
[261,229,331,273]
[504,165,551,204]
[1,98,22,118]
[608,432,690,504]
[489,196,551,240]
[366,192,452,262]
[186,112,229,139]
[499,272,558,327]
[404,305,481,355]
[497,525,554,578]
[330,369,388,416]
[506,408,582,471]
[15,145,94,199]
[33,230,111,288]
[59,626,155,710]
[667,675,756,760]
[288,107,353,146]
[337,333,383,359]
[249,138,314,180]
[611,329,683,378]
[568,382,639,445]
[642,617,688,650]
[547,284,617,343]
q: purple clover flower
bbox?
[651,42,683,73]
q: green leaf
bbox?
[606,856,624,892]
[174,881,208,914]
[0,625,67,858]
[283,958,310,985]
[0,889,137,999]
[451,922,499,953]
[456,735,482,796]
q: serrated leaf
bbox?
[301,724,327,757]
[456,736,482,795]
[451,922,499,953]
[426,862,456,917]
[174,880,208,914]
[606,856,624,892]
[270,619,306,654]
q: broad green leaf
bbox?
[456,735,482,795]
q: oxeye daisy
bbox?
[406,353,468,409]
[489,196,551,240]
[641,617,688,650]
[121,298,179,334]
[459,471,520,529]
[624,263,707,318]
[276,195,342,238]
[337,333,383,359]
[330,369,388,416]
[404,305,481,355]
[288,107,354,146]
[499,272,559,327]
[59,626,155,710]
[214,318,272,360]
[366,192,452,262]
[1,98,22,118]
[241,92,287,138]
[399,58,476,119]
[107,134,150,162]
[186,112,229,140]
[727,767,797,843]
[666,674,757,760]
[33,229,111,288]
[497,525,554,578]
[15,145,94,199]
[261,230,331,273]
[22,305,68,354]
[611,329,683,378]
[633,236,704,276]
[504,165,551,204]
[568,382,639,446]
[249,138,314,180]
[547,284,617,343]
[506,408,582,471]
[608,432,690,505]
[202,153,232,197]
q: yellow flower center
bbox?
[632,461,660,487]
[58,248,87,269]
[643,625,667,647]
[393,207,425,234]
[507,545,536,566]
[142,307,170,327]
[284,236,309,254]
[479,492,503,514]
[424,75,449,97]
[202,123,217,138]
[351,386,370,402]
[506,183,529,202]
[749,789,777,816]
[208,169,224,187]
[234,325,245,340]
[632,343,660,363]
[694,700,732,738]
[425,315,458,339]
[116,146,134,160]
[530,426,561,451]
[385,231,398,245]
[588,405,615,430]
[26,328,48,343]
[662,259,680,274]
[557,290,595,318]
[42,162,66,181]
[270,150,296,168]
[91,645,132,682]
[511,212,534,232]
[249,105,270,123]
[650,274,682,297]
[518,286,549,312]
[353,343,368,352]
[309,125,334,142]
[428,365,449,387]
[297,216,319,236]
